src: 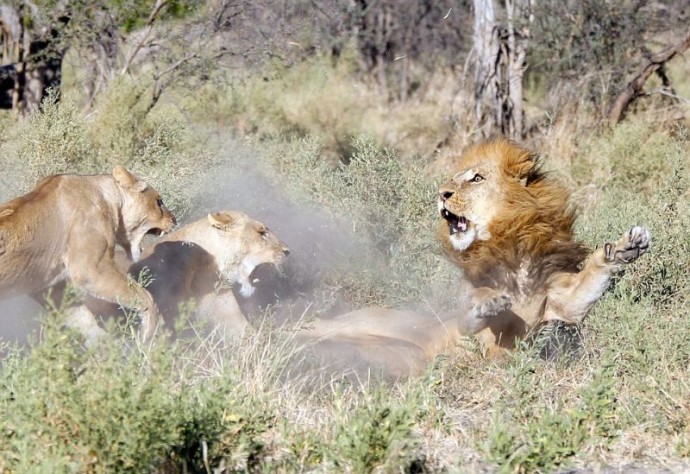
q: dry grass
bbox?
[0,50,689,472]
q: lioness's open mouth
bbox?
[441,208,468,234]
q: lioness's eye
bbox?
[470,174,484,183]
[157,198,164,207]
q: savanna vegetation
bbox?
[0,0,689,472]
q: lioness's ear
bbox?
[113,165,135,186]
[113,165,148,192]
[208,212,237,230]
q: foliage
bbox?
[327,388,424,472]
[189,54,453,161]
[0,79,203,218]
[0,6,690,471]
[0,91,96,194]
[254,133,461,311]
[105,0,197,32]
[529,0,688,116]
[0,317,275,473]
[485,355,619,473]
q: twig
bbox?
[645,88,690,104]
[120,0,169,75]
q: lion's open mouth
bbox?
[441,209,468,234]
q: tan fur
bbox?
[85,210,290,337]
[298,138,651,377]
[437,138,651,356]
[0,166,176,341]
[297,300,504,378]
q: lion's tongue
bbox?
[449,215,468,234]
[457,216,468,232]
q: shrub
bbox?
[0,91,96,197]
[484,355,619,473]
[0,315,275,473]
[254,134,462,311]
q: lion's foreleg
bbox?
[444,286,514,336]
[67,251,161,342]
[544,226,651,324]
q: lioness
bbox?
[437,138,651,356]
[85,210,290,337]
[0,166,176,341]
[296,301,507,378]
[298,138,650,377]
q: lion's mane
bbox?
[439,138,589,293]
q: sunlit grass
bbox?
[0,51,688,472]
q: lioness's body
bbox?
[0,167,176,341]
[298,138,650,377]
[86,210,290,336]
[297,304,498,377]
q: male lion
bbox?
[84,210,290,337]
[437,138,651,356]
[297,138,650,377]
[0,166,176,341]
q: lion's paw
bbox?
[471,293,512,319]
[605,225,651,265]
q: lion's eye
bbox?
[156,198,164,207]
[470,174,484,183]
[258,228,268,237]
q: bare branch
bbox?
[608,31,690,124]
[120,0,169,75]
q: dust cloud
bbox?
[0,296,44,345]
[191,138,386,321]
[0,137,447,378]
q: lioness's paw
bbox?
[605,226,651,265]
[472,293,512,319]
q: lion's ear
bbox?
[505,150,540,185]
[113,165,148,192]
[208,212,238,230]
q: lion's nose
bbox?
[439,190,454,201]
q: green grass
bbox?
[0,51,689,472]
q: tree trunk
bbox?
[10,3,24,115]
[473,0,498,135]
[473,0,533,140]
[0,4,66,114]
[505,0,532,140]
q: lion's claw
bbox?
[472,293,512,319]
[605,225,651,265]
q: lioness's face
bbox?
[438,161,502,252]
[207,211,290,297]
[137,187,177,236]
[113,166,177,260]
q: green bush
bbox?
[328,389,422,472]
[484,355,619,473]
[257,134,461,311]
[0,316,275,473]
[0,91,96,197]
